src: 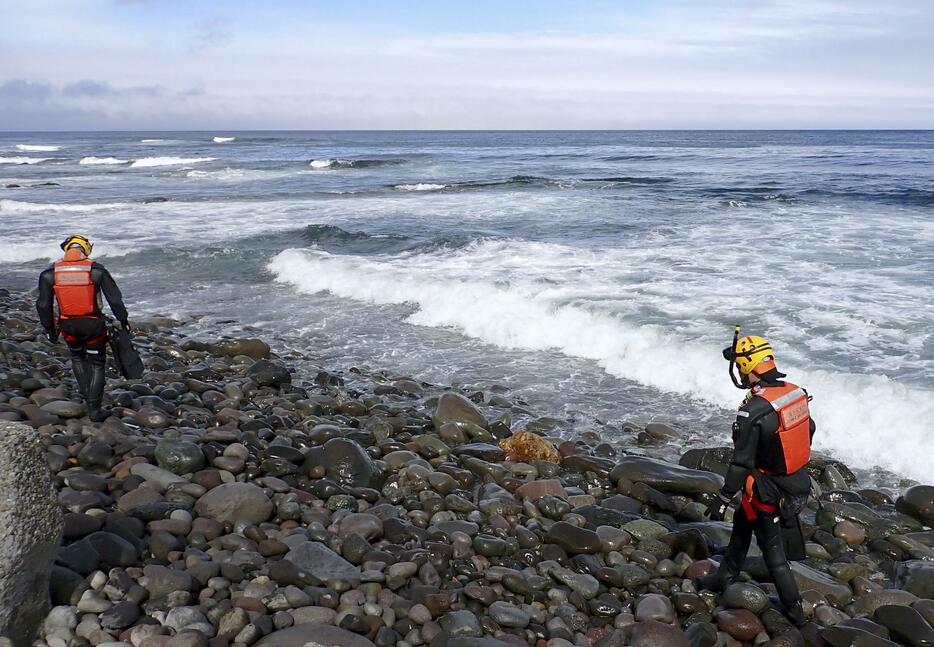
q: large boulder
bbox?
[791,562,853,606]
[679,446,733,476]
[432,392,487,430]
[896,485,934,525]
[0,421,63,645]
[194,482,273,524]
[610,456,724,494]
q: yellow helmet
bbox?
[724,326,779,388]
[732,335,776,375]
[60,234,93,256]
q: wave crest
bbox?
[0,156,49,165]
[130,157,216,168]
[15,144,60,152]
[79,156,129,165]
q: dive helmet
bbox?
[723,325,778,388]
[60,234,93,256]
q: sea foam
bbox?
[0,156,49,165]
[79,156,129,165]
[15,144,60,152]
[213,136,236,143]
[268,243,934,483]
[130,157,216,168]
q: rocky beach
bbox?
[0,286,932,647]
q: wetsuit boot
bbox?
[86,349,110,422]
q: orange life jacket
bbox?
[53,249,98,319]
[757,381,812,474]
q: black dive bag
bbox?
[107,320,144,379]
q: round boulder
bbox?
[154,439,205,475]
[194,482,273,524]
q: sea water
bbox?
[2,130,932,484]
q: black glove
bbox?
[46,330,58,344]
[119,320,132,333]
[708,491,733,521]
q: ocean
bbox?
[2,130,932,485]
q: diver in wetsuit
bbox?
[700,329,815,627]
[36,234,130,422]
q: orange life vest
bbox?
[53,249,98,319]
[757,381,812,474]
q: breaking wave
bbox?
[79,156,129,165]
[15,144,60,152]
[130,157,216,168]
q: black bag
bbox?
[107,321,144,379]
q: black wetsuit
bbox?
[36,261,128,418]
[709,370,815,623]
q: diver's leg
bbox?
[755,512,805,626]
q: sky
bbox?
[1,0,932,130]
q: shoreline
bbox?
[1,287,932,646]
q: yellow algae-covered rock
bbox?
[499,431,562,464]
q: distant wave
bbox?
[130,156,216,168]
[309,158,405,169]
[0,156,49,165]
[140,139,167,143]
[79,156,129,165]
[801,187,934,207]
[15,144,60,152]
[394,183,448,192]
[0,199,130,214]
[213,136,236,143]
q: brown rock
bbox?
[499,432,562,464]
[715,609,765,641]
[515,479,566,501]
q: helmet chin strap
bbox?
[728,324,746,389]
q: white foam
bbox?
[0,156,49,165]
[268,241,934,482]
[139,139,166,143]
[0,243,59,263]
[0,199,131,213]
[394,183,447,191]
[309,159,335,169]
[15,144,59,152]
[79,156,129,165]
[212,136,236,143]
[130,156,216,168]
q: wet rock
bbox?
[897,486,934,525]
[822,625,902,647]
[631,620,691,647]
[285,541,361,583]
[544,522,603,554]
[791,562,852,606]
[439,610,483,637]
[722,582,770,615]
[41,400,86,418]
[715,608,765,641]
[194,482,273,524]
[851,590,920,616]
[515,479,566,501]
[610,456,724,494]
[873,605,934,647]
[635,593,675,624]
[211,338,270,359]
[488,601,530,628]
[154,439,205,475]
[895,561,934,599]
[316,438,383,489]
[679,447,733,476]
[432,392,487,430]
[245,359,292,387]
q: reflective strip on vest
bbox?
[768,387,806,411]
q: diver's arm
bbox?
[94,264,129,323]
[722,401,764,497]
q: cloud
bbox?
[189,16,233,53]
[0,0,931,129]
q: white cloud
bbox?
[0,0,931,129]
